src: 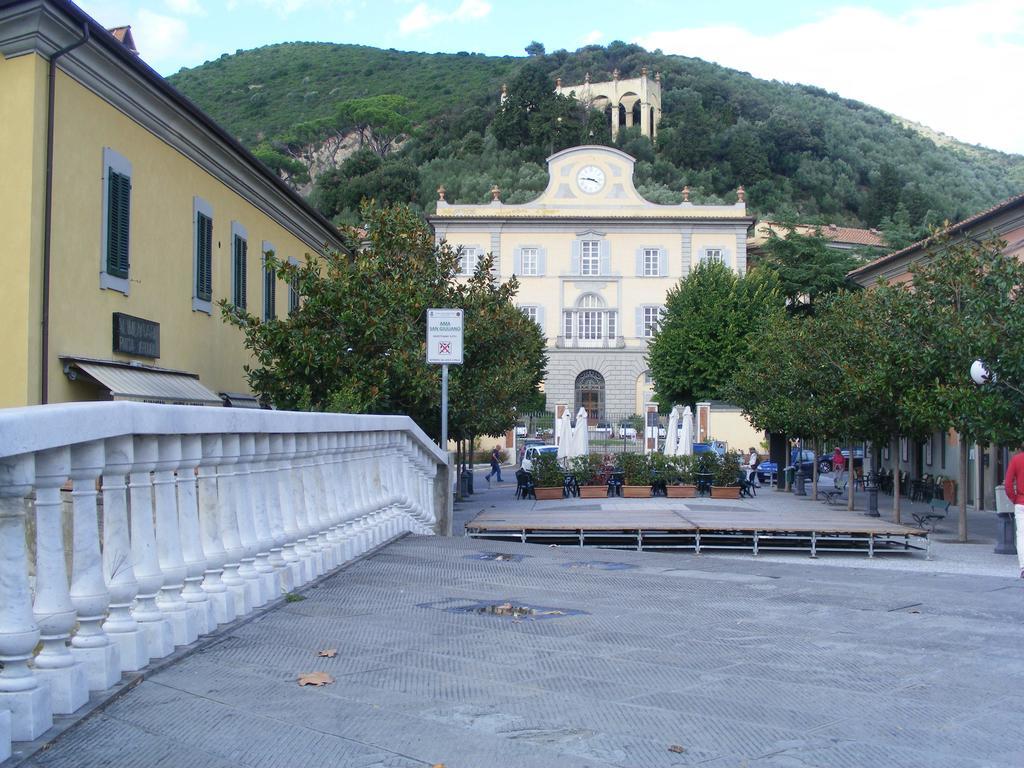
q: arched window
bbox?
[576,294,609,340]
[575,370,605,420]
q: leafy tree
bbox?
[648,260,782,406]
[525,41,545,57]
[220,203,545,441]
[861,162,903,227]
[313,149,420,221]
[252,142,310,188]
[335,95,413,157]
[755,225,861,314]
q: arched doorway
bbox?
[575,370,605,420]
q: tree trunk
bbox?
[811,437,819,500]
[454,440,463,502]
[892,435,901,523]
[959,435,969,542]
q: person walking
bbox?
[831,446,845,475]
[485,445,504,484]
[1003,449,1024,578]
[746,447,760,487]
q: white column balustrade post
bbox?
[177,435,216,635]
[335,433,358,563]
[153,436,199,646]
[216,434,251,618]
[266,434,293,592]
[129,436,174,660]
[289,435,316,583]
[32,448,89,713]
[68,440,121,690]
[197,435,235,625]
[322,434,344,566]
[0,452,52,741]
[234,435,267,607]
[313,435,337,571]
[250,435,281,600]
[275,434,303,587]
[101,436,149,672]
[299,435,326,576]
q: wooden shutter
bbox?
[659,249,667,277]
[513,248,522,275]
[535,305,545,334]
[537,247,547,276]
[635,248,644,276]
[264,253,276,320]
[233,235,247,309]
[570,240,581,275]
[106,169,130,278]
[599,240,610,275]
[196,213,213,301]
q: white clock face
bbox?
[577,165,605,194]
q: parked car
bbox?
[817,448,865,474]
[521,444,559,472]
[593,422,613,436]
[618,422,638,439]
[514,425,527,437]
[517,439,546,465]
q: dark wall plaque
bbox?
[112,312,160,358]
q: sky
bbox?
[77,0,1024,155]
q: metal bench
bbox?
[821,475,847,505]
[912,497,950,531]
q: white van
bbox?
[521,445,558,472]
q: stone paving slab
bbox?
[20,533,1024,768]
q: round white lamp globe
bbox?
[970,359,990,385]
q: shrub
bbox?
[532,452,565,488]
[619,452,651,486]
[673,454,697,485]
[714,451,743,487]
[648,453,673,484]
[569,454,605,486]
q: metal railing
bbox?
[0,401,449,749]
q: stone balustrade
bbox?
[0,402,450,757]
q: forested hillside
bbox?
[169,41,1024,243]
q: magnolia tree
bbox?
[222,203,546,447]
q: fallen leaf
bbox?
[297,672,335,686]
[668,744,686,754]
[318,649,337,658]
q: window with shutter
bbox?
[232,234,248,310]
[195,212,213,302]
[521,247,538,276]
[288,257,300,314]
[106,169,131,278]
[263,244,276,320]
[643,248,660,276]
[100,148,132,294]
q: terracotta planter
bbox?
[622,485,651,498]
[534,487,563,501]
[578,485,608,499]
[710,485,741,499]
[666,484,697,499]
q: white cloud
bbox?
[582,29,602,45]
[399,0,491,35]
[164,0,206,16]
[636,1,1024,155]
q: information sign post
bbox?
[427,309,464,450]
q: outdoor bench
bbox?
[912,497,950,531]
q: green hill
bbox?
[168,41,1023,237]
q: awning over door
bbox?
[61,357,223,405]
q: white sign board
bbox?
[427,308,464,364]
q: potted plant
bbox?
[570,454,607,498]
[619,452,651,498]
[666,454,698,498]
[711,451,743,499]
[531,452,565,501]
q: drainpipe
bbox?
[41,24,90,404]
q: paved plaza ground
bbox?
[17,477,1024,768]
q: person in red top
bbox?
[831,447,845,474]
[1003,450,1024,578]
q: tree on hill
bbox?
[525,41,545,57]
[335,95,413,158]
[313,148,420,223]
[648,260,782,407]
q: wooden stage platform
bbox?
[465,504,929,557]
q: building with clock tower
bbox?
[430,145,752,420]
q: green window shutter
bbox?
[233,235,248,309]
[106,169,131,278]
[263,254,276,320]
[196,213,213,301]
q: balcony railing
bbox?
[0,402,450,751]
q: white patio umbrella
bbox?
[556,410,574,460]
[571,407,590,458]
[663,405,680,456]
[678,406,694,456]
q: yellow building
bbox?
[0,0,344,409]
[431,145,752,419]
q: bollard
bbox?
[994,485,1017,555]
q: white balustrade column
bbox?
[216,435,251,618]
[32,447,89,713]
[101,436,149,672]
[274,435,302,587]
[250,435,281,600]
[312,435,336,571]
[289,435,316,583]
[197,435,235,625]
[154,436,199,646]
[68,441,121,691]
[234,435,267,607]
[129,436,174,659]
[266,434,293,593]
[0,453,52,741]
[299,436,326,576]
[177,436,216,635]
[322,435,344,565]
